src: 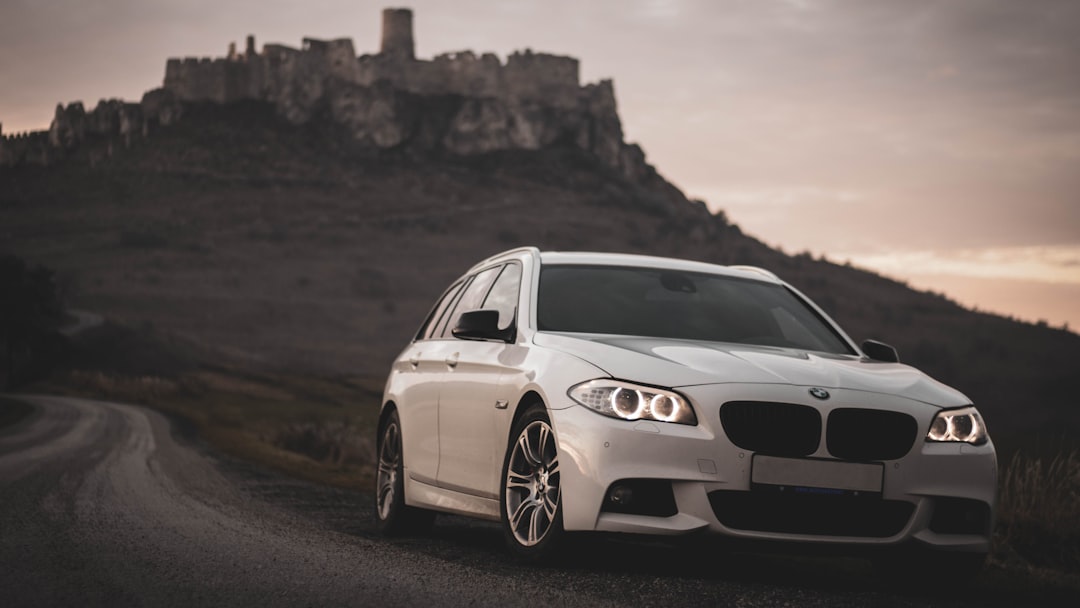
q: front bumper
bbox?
[549,383,997,553]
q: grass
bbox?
[0,396,35,430]
[38,367,383,489]
[993,449,1080,581]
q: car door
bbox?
[436,262,523,498]
[396,278,467,487]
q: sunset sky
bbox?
[2,0,1078,328]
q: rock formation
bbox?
[1,7,651,182]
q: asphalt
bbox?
[0,395,1066,607]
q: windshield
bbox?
[537,265,854,355]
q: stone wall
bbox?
[0,7,656,185]
[165,55,265,104]
[161,36,580,109]
[503,51,580,108]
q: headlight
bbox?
[568,380,697,425]
[927,406,988,445]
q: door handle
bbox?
[445,353,459,368]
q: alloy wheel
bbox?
[505,419,561,546]
[377,421,401,521]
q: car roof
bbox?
[466,248,782,285]
[537,251,782,284]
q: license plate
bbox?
[751,455,883,494]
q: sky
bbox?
[2,0,1078,329]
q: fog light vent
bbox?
[601,479,677,517]
[929,497,991,535]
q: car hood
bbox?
[533,332,970,408]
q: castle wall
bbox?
[302,38,363,83]
[164,36,288,105]
[165,58,230,103]
[390,51,503,98]
[160,26,585,110]
[351,49,579,106]
[0,131,53,166]
[504,51,580,107]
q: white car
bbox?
[376,247,996,578]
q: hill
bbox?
[2,6,1079,452]
[2,98,1078,450]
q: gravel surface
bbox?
[0,395,1061,607]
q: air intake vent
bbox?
[826,408,917,461]
[720,401,821,457]
[709,490,914,538]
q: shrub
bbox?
[0,254,65,388]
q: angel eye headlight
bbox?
[927,406,988,445]
[569,380,697,425]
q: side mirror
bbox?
[861,339,900,363]
[452,309,515,342]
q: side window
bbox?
[482,263,522,330]
[439,265,502,338]
[418,280,466,341]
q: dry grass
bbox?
[270,420,374,468]
[993,449,1080,581]
[43,368,382,489]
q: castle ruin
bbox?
[1,7,648,180]
[161,8,588,113]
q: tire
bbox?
[500,403,566,562]
[374,409,435,536]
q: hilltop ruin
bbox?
[166,9,584,111]
[0,7,650,181]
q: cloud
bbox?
[700,186,863,210]
[838,245,1080,285]
[631,0,687,21]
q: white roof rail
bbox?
[729,265,780,281]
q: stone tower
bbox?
[380,8,415,60]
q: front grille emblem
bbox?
[809,387,830,400]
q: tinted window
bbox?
[537,265,853,355]
[440,265,502,338]
[482,263,522,330]
[418,280,466,340]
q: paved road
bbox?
[0,396,1061,607]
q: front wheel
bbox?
[500,404,566,562]
[374,409,435,536]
